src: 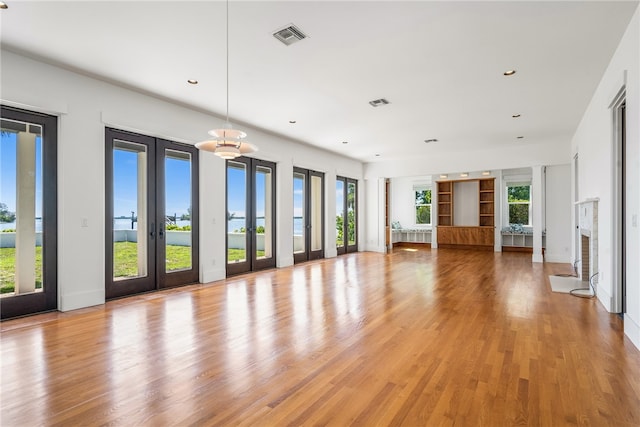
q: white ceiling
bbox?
[1,1,638,163]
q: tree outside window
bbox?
[415,189,431,225]
[507,185,531,225]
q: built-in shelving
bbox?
[478,178,495,227]
[501,232,546,252]
[437,181,453,226]
[392,229,432,245]
[436,177,495,250]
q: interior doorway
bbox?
[613,94,627,314]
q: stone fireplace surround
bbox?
[577,199,598,284]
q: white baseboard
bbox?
[363,244,387,253]
[544,253,572,263]
[200,266,226,284]
[277,256,294,268]
[59,288,104,312]
[596,283,614,312]
[624,314,640,351]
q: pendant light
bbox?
[196,0,257,159]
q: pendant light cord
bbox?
[225,0,229,124]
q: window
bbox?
[507,184,531,225]
[415,189,432,225]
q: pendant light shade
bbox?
[196,0,258,158]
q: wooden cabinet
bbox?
[436,177,495,250]
[437,226,494,250]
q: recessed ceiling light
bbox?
[482,171,491,176]
[0,2,7,9]
[517,136,524,139]
[342,141,348,144]
[187,79,198,85]
[503,70,516,76]
[512,114,521,118]
[440,174,448,179]
[289,120,296,124]
[460,172,469,177]
[424,139,438,143]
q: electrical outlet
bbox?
[81,218,88,228]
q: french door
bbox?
[336,176,358,255]
[105,128,199,299]
[293,167,324,263]
[0,106,57,319]
[226,157,276,276]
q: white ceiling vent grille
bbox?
[273,24,308,46]
[369,98,390,107]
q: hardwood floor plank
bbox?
[2,250,640,426]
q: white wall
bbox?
[544,164,572,263]
[364,141,570,180]
[453,181,479,226]
[1,49,363,312]
[571,8,640,349]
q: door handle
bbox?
[150,222,155,239]
[159,225,164,239]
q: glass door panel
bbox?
[164,149,192,273]
[336,176,357,255]
[113,140,149,280]
[226,158,276,276]
[227,161,248,268]
[255,165,273,261]
[293,171,306,256]
[1,107,57,319]
[106,130,198,299]
[347,181,357,249]
[336,179,345,254]
[294,168,324,263]
[1,122,42,294]
[310,174,323,253]
[157,141,199,288]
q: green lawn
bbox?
[1,243,267,294]
[114,241,193,277]
[227,248,267,263]
[0,247,43,294]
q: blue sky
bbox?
[227,163,268,219]
[1,131,43,217]
[113,149,191,218]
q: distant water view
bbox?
[1,218,305,233]
[228,217,304,234]
[1,219,43,232]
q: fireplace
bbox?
[577,199,598,283]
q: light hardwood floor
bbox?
[2,249,640,426]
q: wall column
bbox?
[15,131,37,294]
[532,165,544,263]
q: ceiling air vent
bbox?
[273,24,308,46]
[369,98,390,107]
